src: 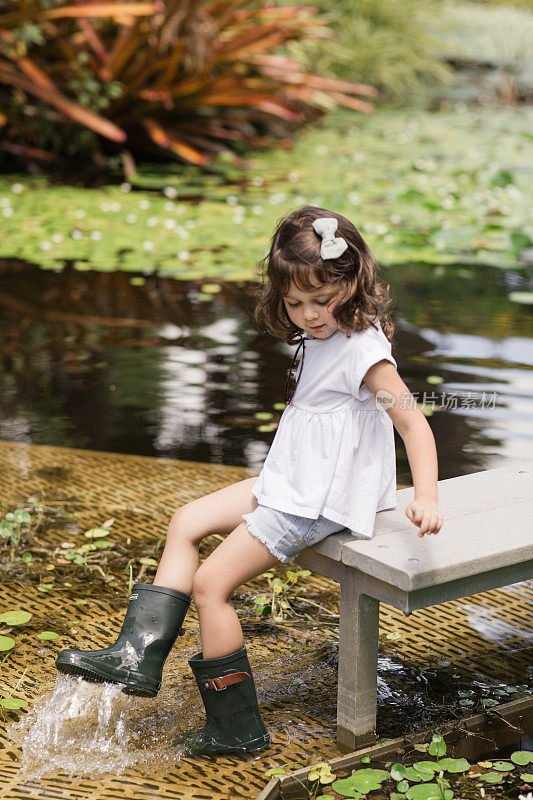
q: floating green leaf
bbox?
[403,767,425,783]
[0,610,32,625]
[84,527,111,538]
[329,779,364,798]
[405,784,453,800]
[413,761,439,774]
[509,231,531,255]
[511,751,533,766]
[0,635,15,652]
[436,758,470,773]
[479,772,503,783]
[332,768,390,796]
[491,761,515,772]
[265,767,286,776]
[0,698,28,710]
[391,763,407,781]
[37,631,59,640]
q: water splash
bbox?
[7,672,199,778]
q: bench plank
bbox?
[313,463,533,592]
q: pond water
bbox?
[1,259,532,483]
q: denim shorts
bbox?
[241,503,348,564]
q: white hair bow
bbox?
[312,217,348,259]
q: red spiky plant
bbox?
[0,1,378,175]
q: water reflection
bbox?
[0,261,532,483]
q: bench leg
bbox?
[337,569,380,752]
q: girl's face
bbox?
[282,280,341,338]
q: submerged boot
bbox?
[55,583,191,697]
[174,644,271,755]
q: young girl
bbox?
[55,206,443,756]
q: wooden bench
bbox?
[294,461,533,753]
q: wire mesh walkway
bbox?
[0,441,531,800]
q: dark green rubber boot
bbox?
[173,644,271,755]
[55,583,191,697]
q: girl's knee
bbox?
[165,505,200,545]
[192,565,229,605]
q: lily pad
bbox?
[391,763,407,781]
[406,785,453,800]
[511,751,533,766]
[0,610,32,625]
[0,635,16,652]
[412,761,439,774]
[36,631,59,640]
[436,758,470,773]
[479,772,504,783]
[332,768,389,795]
[0,697,28,710]
[403,767,425,783]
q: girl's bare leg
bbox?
[191,523,281,658]
[153,476,260,594]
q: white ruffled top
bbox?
[252,318,398,539]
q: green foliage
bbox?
[252,568,311,620]
[0,498,42,561]
[2,102,531,275]
[279,0,453,106]
[297,735,533,800]
[0,0,376,174]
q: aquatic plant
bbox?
[1,102,531,274]
[263,733,533,799]
[251,567,342,623]
[0,496,43,562]
[0,0,377,174]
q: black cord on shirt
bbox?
[284,334,306,406]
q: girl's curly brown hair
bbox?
[246,206,395,345]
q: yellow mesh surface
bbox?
[0,441,531,799]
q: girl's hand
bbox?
[405,496,443,538]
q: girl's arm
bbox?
[361,360,444,538]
